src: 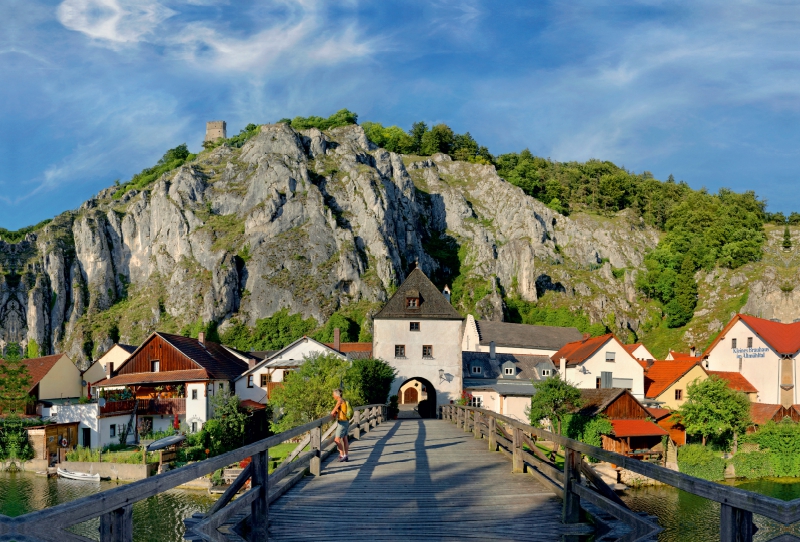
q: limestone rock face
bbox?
[0,123,666,364]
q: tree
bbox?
[269,353,350,433]
[0,343,33,415]
[784,224,792,250]
[665,256,697,328]
[204,388,250,456]
[344,358,397,406]
[527,373,582,436]
[420,123,455,155]
[677,375,751,449]
[408,121,428,153]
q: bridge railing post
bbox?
[488,415,497,451]
[562,446,582,524]
[99,504,133,542]
[720,503,755,542]
[310,426,321,476]
[251,449,269,540]
[353,410,362,440]
[473,411,482,439]
[512,426,525,473]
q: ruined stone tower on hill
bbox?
[205,121,226,142]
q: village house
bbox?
[646,407,686,447]
[704,313,800,406]
[749,403,800,431]
[642,360,709,409]
[10,353,84,417]
[462,348,556,422]
[87,331,247,440]
[373,268,464,416]
[81,343,137,396]
[461,315,582,356]
[623,343,655,361]
[575,388,668,459]
[552,334,646,399]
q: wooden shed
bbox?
[26,422,80,466]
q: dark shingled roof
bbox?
[117,344,137,354]
[462,352,554,380]
[573,388,629,417]
[156,333,249,380]
[374,268,463,320]
[98,369,210,387]
[474,320,582,350]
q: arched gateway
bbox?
[397,376,437,418]
[372,268,464,416]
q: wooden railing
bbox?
[443,404,800,542]
[100,398,186,416]
[0,404,386,542]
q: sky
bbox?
[2,0,800,229]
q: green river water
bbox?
[1,472,798,540]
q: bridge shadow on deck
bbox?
[267,419,594,541]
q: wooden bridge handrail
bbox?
[444,404,796,542]
[0,403,386,542]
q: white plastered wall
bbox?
[38,355,83,400]
[59,404,100,448]
[186,382,208,431]
[563,338,645,398]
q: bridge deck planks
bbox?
[267,419,592,541]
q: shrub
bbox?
[677,444,726,481]
[66,446,100,463]
[732,451,773,479]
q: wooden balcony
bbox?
[100,398,186,416]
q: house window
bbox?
[605,352,615,362]
[675,389,683,400]
[151,360,160,372]
[410,322,420,332]
[219,383,224,391]
[261,374,271,386]
[747,337,753,348]
[541,369,552,377]
[406,297,419,308]
[191,389,198,400]
[395,345,406,358]
[471,365,482,374]
[468,396,483,408]
[110,425,116,438]
[732,338,737,349]
[191,422,197,433]
[596,377,601,389]
[247,375,254,388]
[505,367,515,376]
[422,345,433,358]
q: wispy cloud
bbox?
[57,0,177,44]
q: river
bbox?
[623,478,800,541]
[0,471,214,541]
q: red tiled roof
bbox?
[239,399,267,410]
[551,334,614,366]
[750,403,782,426]
[705,314,800,357]
[324,342,373,354]
[611,419,669,438]
[23,354,69,391]
[96,369,209,387]
[623,343,642,354]
[636,360,648,369]
[644,360,704,399]
[646,407,672,420]
[707,371,758,393]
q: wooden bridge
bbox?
[0,404,798,541]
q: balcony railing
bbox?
[100,398,186,416]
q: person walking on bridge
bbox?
[331,389,350,462]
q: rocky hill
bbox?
[0,123,792,365]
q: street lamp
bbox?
[439,369,445,383]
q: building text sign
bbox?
[733,347,768,358]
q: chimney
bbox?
[489,341,496,360]
[690,345,696,357]
[198,332,205,345]
[106,362,114,379]
[443,285,452,303]
[248,358,256,370]
[646,359,654,371]
[582,333,591,342]
[334,328,341,352]
[559,357,566,378]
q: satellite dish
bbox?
[98,398,106,408]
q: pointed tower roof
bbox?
[374,268,463,321]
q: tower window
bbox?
[422,345,433,358]
[410,322,420,332]
[395,345,406,358]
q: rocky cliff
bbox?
[0,123,791,365]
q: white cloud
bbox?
[57,0,176,43]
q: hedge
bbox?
[677,444,726,481]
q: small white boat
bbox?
[57,468,101,482]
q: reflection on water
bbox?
[622,478,800,541]
[0,472,214,542]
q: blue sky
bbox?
[2,0,800,229]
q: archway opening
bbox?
[397,377,437,419]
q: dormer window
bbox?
[471,365,482,375]
[504,367,515,376]
[541,369,552,377]
[406,297,419,308]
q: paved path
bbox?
[268,419,592,541]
